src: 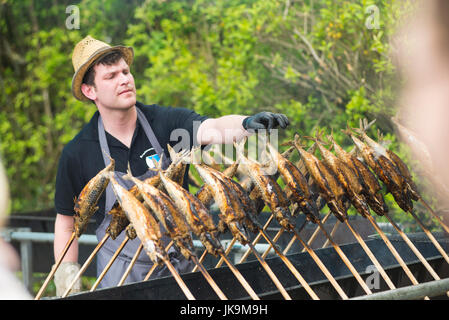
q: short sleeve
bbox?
[54,146,84,216]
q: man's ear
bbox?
[81,83,97,101]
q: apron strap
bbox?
[98,106,168,167]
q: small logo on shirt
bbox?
[140,148,160,169]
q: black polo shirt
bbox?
[54,101,209,228]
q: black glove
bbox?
[242,112,289,131]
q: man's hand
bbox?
[242,112,289,131]
[53,261,81,296]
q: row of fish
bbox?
[71,120,423,269]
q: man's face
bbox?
[82,57,136,110]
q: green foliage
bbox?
[2,0,441,231]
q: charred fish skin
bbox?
[348,132,413,212]
[105,148,188,230]
[126,173,195,260]
[354,128,415,211]
[108,175,164,264]
[267,143,319,223]
[106,202,130,240]
[315,139,371,217]
[74,159,115,237]
[386,149,420,201]
[330,136,388,216]
[316,160,348,222]
[292,137,347,222]
[241,159,296,231]
[158,170,224,257]
[209,169,262,233]
[194,164,251,245]
[195,161,239,209]
[205,165,262,234]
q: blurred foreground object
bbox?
[395,0,449,218]
[0,157,32,299]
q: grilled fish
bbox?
[234,140,296,231]
[124,170,195,260]
[195,161,239,208]
[374,127,419,200]
[106,202,132,240]
[346,128,413,212]
[194,164,250,245]
[158,169,223,257]
[385,149,420,201]
[209,169,262,234]
[314,137,371,217]
[105,147,188,229]
[108,174,164,264]
[265,142,319,223]
[292,135,347,222]
[74,158,115,237]
[329,134,387,216]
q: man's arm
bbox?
[54,214,78,262]
[196,112,289,145]
[196,115,249,145]
[53,213,81,296]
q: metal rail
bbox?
[0,227,273,293]
[351,278,449,300]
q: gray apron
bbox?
[95,107,194,289]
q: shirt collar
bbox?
[79,101,150,142]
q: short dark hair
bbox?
[82,50,124,87]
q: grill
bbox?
[44,211,449,300]
[35,125,449,300]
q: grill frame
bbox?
[56,234,449,300]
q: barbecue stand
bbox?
[58,233,449,300]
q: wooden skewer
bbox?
[199,211,273,270]
[119,242,144,285]
[419,198,449,235]
[402,211,449,298]
[160,255,196,300]
[192,240,211,272]
[35,232,76,300]
[322,219,340,248]
[344,219,396,290]
[316,220,373,295]
[185,239,260,300]
[408,210,449,265]
[365,215,423,288]
[237,215,275,264]
[141,241,174,282]
[283,212,332,255]
[301,212,333,253]
[261,218,309,260]
[261,228,285,259]
[62,233,110,298]
[219,253,260,300]
[190,255,228,300]
[247,242,292,300]
[290,228,348,299]
[258,229,320,300]
[90,236,130,292]
[214,237,237,268]
[384,212,442,278]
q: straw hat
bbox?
[71,35,134,101]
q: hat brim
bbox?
[72,45,134,101]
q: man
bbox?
[54,35,289,296]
